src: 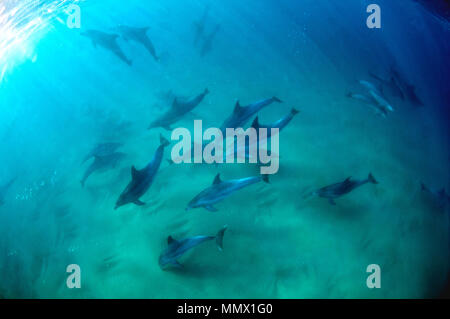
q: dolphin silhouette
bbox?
[148,88,209,130]
[312,173,378,205]
[421,182,450,210]
[159,225,227,269]
[115,135,170,209]
[116,25,159,62]
[186,173,269,212]
[81,152,126,187]
[82,142,123,164]
[220,96,282,133]
[200,24,220,57]
[81,29,132,66]
[251,108,299,139]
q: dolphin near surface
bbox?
[116,25,159,62]
[115,135,170,209]
[220,96,282,133]
[186,173,269,212]
[312,173,378,205]
[148,88,209,130]
[0,177,16,206]
[81,29,132,66]
[81,152,126,187]
[159,225,227,269]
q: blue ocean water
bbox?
[0,0,449,298]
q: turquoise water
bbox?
[0,0,449,298]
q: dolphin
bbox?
[359,80,382,94]
[200,24,220,57]
[81,29,132,66]
[148,88,209,130]
[220,97,283,133]
[368,89,395,113]
[312,173,378,205]
[186,173,269,212]
[369,72,405,100]
[115,135,170,209]
[0,177,16,206]
[116,25,159,62]
[81,152,126,187]
[159,225,227,269]
[346,92,392,118]
[358,80,395,113]
[251,108,299,139]
[421,182,450,210]
[193,5,210,47]
[82,142,123,164]
[390,67,424,107]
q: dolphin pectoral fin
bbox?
[134,199,146,206]
[172,261,183,269]
[328,199,336,206]
[205,205,218,212]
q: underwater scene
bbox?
[0,0,449,299]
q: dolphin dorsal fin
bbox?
[344,177,352,183]
[172,98,179,108]
[167,236,177,245]
[131,166,139,179]
[251,116,260,129]
[233,101,244,114]
[213,173,222,185]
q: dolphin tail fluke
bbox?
[368,173,378,184]
[80,180,85,188]
[262,174,270,184]
[272,96,283,103]
[216,225,227,251]
[291,108,300,116]
[160,134,170,147]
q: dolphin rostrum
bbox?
[115,135,170,209]
[148,88,209,130]
[116,25,159,62]
[81,29,132,66]
[159,225,227,269]
[220,96,282,132]
[0,177,16,206]
[312,173,378,205]
[186,173,269,212]
[81,152,126,187]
